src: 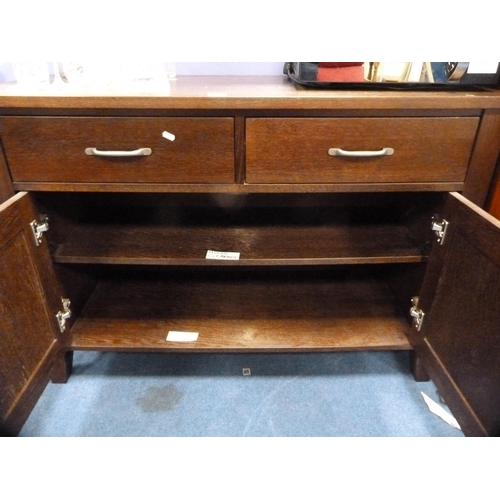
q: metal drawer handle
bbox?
[328,147,394,157]
[85,147,152,157]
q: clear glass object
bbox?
[12,62,50,88]
[59,62,86,84]
[164,62,176,79]
[122,62,163,82]
[51,62,65,86]
[59,62,175,90]
[60,62,122,88]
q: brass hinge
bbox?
[431,216,448,245]
[56,298,72,333]
[30,215,49,246]
[410,296,425,331]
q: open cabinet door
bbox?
[410,192,500,436]
[0,192,65,436]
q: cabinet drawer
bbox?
[0,117,234,184]
[246,117,479,184]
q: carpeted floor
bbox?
[19,350,463,437]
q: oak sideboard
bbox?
[1,76,500,436]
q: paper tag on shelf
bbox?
[166,331,199,342]
[206,250,240,260]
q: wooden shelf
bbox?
[53,222,425,266]
[69,270,412,352]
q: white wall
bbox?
[0,63,15,82]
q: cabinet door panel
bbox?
[411,192,500,436]
[0,192,62,436]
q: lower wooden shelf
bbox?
[69,268,412,352]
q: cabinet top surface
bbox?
[2,76,500,111]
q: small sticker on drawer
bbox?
[206,250,240,260]
[166,331,199,342]
[162,131,176,141]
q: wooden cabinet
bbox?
[1,76,500,436]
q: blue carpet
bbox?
[19,350,463,437]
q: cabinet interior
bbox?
[34,191,444,352]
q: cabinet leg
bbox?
[51,350,73,384]
[410,351,430,382]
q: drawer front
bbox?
[246,117,479,184]
[1,117,234,184]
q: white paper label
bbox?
[166,331,199,342]
[206,250,240,260]
[162,130,176,141]
[421,392,461,430]
[467,62,499,74]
